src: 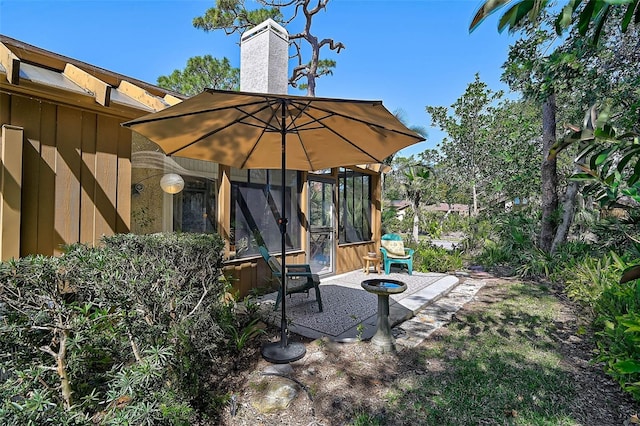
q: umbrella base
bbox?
[261,340,306,364]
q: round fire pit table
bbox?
[361,278,407,353]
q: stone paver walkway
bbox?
[393,277,486,348]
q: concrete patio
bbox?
[258,269,461,342]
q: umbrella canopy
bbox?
[122,89,424,171]
[123,88,424,363]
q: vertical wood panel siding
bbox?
[80,112,97,245]
[55,107,82,253]
[37,103,57,255]
[336,242,377,274]
[0,93,9,124]
[94,115,118,242]
[1,93,132,257]
[12,96,42,255]
[116,125,131,233]
[1,125,24,260]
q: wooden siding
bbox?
[336,242,378,274]
[0,93,132,257]
[223,251,307,299]
[1,124,24,260]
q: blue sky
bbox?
[0,0,519,158]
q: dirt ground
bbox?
[214,276,639,426]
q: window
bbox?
[231,169,301,258]
[173,177,216,234]
[338,168,371,243]
[130,155,218,235]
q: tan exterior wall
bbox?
[1,92,132,258]
[2,89,383,296]
[223,251,308,297]
[336,242,378,274]
[1,124,24,260]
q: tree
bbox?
[474,1,639,252]
[470,0,640,45]
[485,99,542,205]
[157,55,239,95]
[381,109,428,202]
[401,164,433,243]
[426,74,503,215]
[417,148,470,222]
[193,0,345,96]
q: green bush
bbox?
[558,250,640,401]
[439,211,469,235]
[468,211,542,277]
[381,212,402,235]
[594,276,640,401]
[561,252,622,309]
[412,241,464,273]
[460,216,495,256]
[0,233,241,424]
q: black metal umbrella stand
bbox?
[261,100,306,363]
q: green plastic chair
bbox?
[379,234,414,275]
[258,246,323,312]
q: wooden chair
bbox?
[379,233,414,275]
[258,246,323,312]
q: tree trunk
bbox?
[539,93,558,253]
[306,36,319,97]
[472,183,478,216]
[40,328,73,410]
[550,134,590,254]
[412,210,420,243]
[550,178,580,254]
[57,330,73,410]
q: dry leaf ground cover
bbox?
[215,276,638,425]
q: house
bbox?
[388,200,411,221]
[424,202,469,216]
[0,32,384,297]
[388,201,469,221]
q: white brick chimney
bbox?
[240,18,289,94]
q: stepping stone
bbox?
[251,376,299,413]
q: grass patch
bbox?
[380,282,579,425]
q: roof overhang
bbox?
[0,34,185,120]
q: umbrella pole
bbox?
[261,99,306,364]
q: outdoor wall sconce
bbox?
[159,173,185,194]
[132,173,185,195]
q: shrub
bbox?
[468,210,545,277]
[460,216,495,256]
[381,215,402,235]
[559,250,640,401]
[594,275,640,401]
[0,232,235,424]
[561,252,622,309]
[441,212,469,234]
[412,241,464,273]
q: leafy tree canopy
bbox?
[470,0,640,44]
[157,55,239,96]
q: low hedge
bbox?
[0,232,232,424]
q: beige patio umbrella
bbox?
[123,88,425,363]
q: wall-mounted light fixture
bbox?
[132,173,185,195]
[159,173,185,194]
